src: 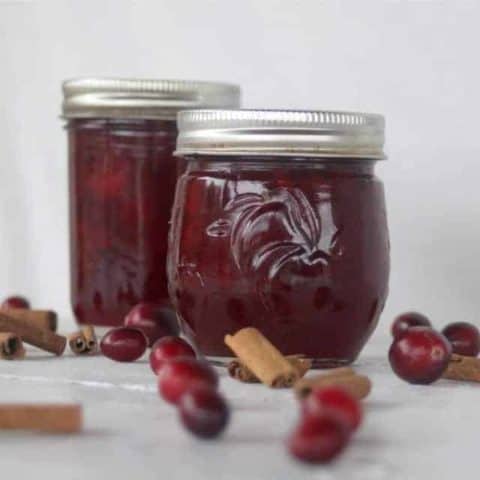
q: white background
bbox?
[1,2,480,479]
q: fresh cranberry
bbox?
[157,357,218,405]
[1,296,30,309]
[179,385,229,438]
[124,302,179,347]
[389,326,451,384]
[302,387,362,432]
[442,322,480,357]
[100,327,148,362]
[149,336,196,374]
[391,311,431,338]
[288,413,349,463]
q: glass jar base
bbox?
[206,355,353,369]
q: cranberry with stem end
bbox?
[1,296,30,309]
[124,302,179,347]
[288,413,350,464]
[442,322,480,357]
[391,312,431,339]
[389,326,452,384]
[101,327,148,362]
[158,357,218,405]
[302,386,362,432]
[179,385,229,439]
[150,336,196,374]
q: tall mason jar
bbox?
[63,79,240,327]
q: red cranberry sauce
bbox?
[168,158,390,364]
[69,119,182,326]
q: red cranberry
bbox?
[1,296,30,309]
[391,311,431,338]
[100,327,148,362]
[442,322,480,357]
[124,302,179,347]
[302,387,362,432]
[179,385,229,439]
[288,413,349,463]
[150,336,196,374]
[389,326,451,384]
[157,357,218,405]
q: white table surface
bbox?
[0,329,476,480]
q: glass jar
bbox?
[168,110,389,366]
[63,79,240,327]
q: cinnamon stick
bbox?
[69,326,98,355]
[0,332,25,360]
[0,309,57,332]
[294,369,372,400]
[225,328,299,388]
[442,354,480,382]
[82,325,97,350]
[0,404,82,433]
[0,312,66,355]
[228,355,312,383]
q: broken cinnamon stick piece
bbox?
[0,404,82,433]
[0,332,25,360]
[294,370,372,400]
[69,333,86,354]
[0,312,66,355]
[0,309,57,332]
[68,326,98,355]
[442,354,480,382]
[225,328,299,388]
[228,355,312,383]
[82,325,97,351]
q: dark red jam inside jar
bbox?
[168,110,390,366]
[63,79,240,327]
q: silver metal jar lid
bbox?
[62,78,241,120]
[176,109,386,159]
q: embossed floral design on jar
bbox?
[209,188,341,318]
[168,110,390,366]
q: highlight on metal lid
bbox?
[62,78,241,120]
[175,109,386,159]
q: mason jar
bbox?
[62,78,240,327]
[168,109,389,366]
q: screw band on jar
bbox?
[175,109,386,159]
[62,78,241,120]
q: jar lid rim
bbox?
[62,78,241,120]
[175,109,386,160]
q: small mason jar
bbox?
[62,79,240,327]
[168,109,390,366]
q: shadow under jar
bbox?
[63,78,240,327]
[168,109,390,367]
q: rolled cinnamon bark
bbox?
[228,355,312,383]
[442,354,480,382]
[68,326,97,355]
[69,333,86,354]
[82,325,97,351]
[0,332,25,360]
[0,309,57,332]
[0,404,82,433]
[225,328,299,388]
[0,312,66,355]
[294,369,372,400]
